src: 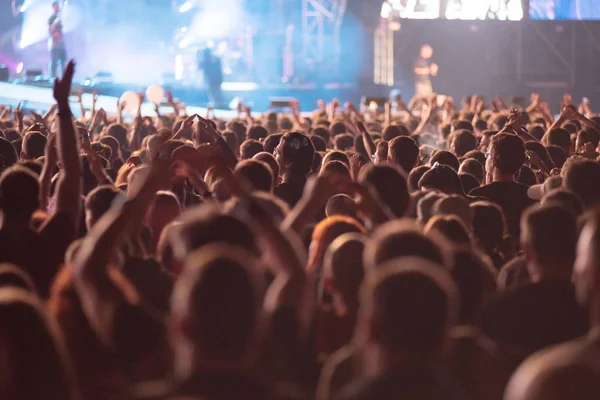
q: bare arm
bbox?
[39,133,57,210]
[356,120,376,159]
[128,93,144,150]
[52,61,82,227]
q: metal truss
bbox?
[301,0,347,67]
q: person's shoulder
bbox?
[469,182,495,197]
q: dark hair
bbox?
[320,160,350,178]
[430,150,459,172]
[459,173,480,194]
[547,128,571,156]
[322,150,350,168]
[98,136,121,162]
[452,129,477,157]
[452,119,474,133]
[263,133,282,154]
[221,130,238,153]
[525,141,555,170]
[358,164,410,218]
[312,126,331,145]
[252,152,279,183]
[407,165,430,193]
[463,150,486,168]
[425,215,471,246]
[19,160,43,177]
[490,133,525,175]
[382,124,410,141]
[334,134,354,151]
[474,119,488,133]
[0,166,39,219]
[576,128,600,150]
[330,121,347,137]
[85,185,122,222]
[106,124,128,149]
[0,137,18,169]
[234,159,274,192]
[563,159,600,207]
[240,139,264,160]
[459,159,484,184]
[226,120,247,145]
[247,125,269,141]
[419,164,464,195]
[388,136,419,174]
[542,189,584,216]
[528,124,546,141]
[546,145,566,169]
[279,131,315,177]
[310,134,327,152]
[521,204,577,268]
[471,201,506,252]
[516,165,537,187]
[22,132,47,160]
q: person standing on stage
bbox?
[48,1,67,79]
[199,47,224,108]
[414,44,438,97]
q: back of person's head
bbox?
[419,164,464,195]
[0,264,36,293]
[310,134,327,152]
[171,203,259,262]
[463,150,487,169]
[21,132,47,160]
[333,133,354,152]
[312,126,331,145]
[234,159,274,192]
[0,165,40,219]
[106,123,128,149]
[452,119,474,133]
[0,288,76,400]
[459,173,480,194]
[221,130,238,154]
[358,163,410,218]
[459,158,484,184]
[430,150,460,171]
[84,185,122,229]
[546,144,566,169]
[277,131,315,177]
[528,124,546,141]
[226,120,247,144]
[382,124,410,142]
[548,127,571,154]
[323,233,367,306]
[240,139,263,160]
[489,133,526,175]
[526,141,555,170]
[364,220,449,269]
[278,116,294,131]
[325,194,358,219]
[0,137,18,169]
[451,250,496,325]
[433,195,472,227]
[576,128,600,152]
[247,125,268,141]
[417,191,446,225]
[388,136,419,174]
[521,204,577,278]
[20,160,43,176]
[407,165,430,193]
[516,165,537,187]
[470,201,506,252]
[542,189,584,216]
[172,244,262,363]
[322,150,350,168]
[358,257,458,359]
[98,135,121,161]
[425,215,471,247]
[562,159,600,208]
[451,129,477,157]
[224,192,290,225]
[330,121,347,137]
[309,216,366,271]
[320,160,350,178]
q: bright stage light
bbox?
[179,1,194,13]
[19,0,82,48]
[180,26,188,33]
[16,63,24,74]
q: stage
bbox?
[0,79,360,118]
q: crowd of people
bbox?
[1,59,600,400]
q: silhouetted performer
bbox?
[199,48,224,107]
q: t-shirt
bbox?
[275,177,307,208]
[335,367,465,400]
[480,280,589,359]
[469,181,535,240]
[0,212,75,297]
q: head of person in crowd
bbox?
[459,173,480,194]
[547,128,572,157]
[382,124,409,142]
[388,136,420,174]
[333,134,354,152]
[576,128,600,154]
[0,288,77,400]
[434,194,472,227]
[262,133,282,154]
[424,215,471,248]
[459,158,484,184]
[450,129,477,157]
[240,139,264,160]
[253,151,279,184]
[486,133,526,182]
[226,120,247,145]
[354,258,459,367]
[516,165,538,187]
[325,193,359,220]
[0,264,36,293]
[308,216,366,273]
[562,158,600,208]
[364,219,450,269]
[310,134,327,152]
[430,150,460,172]
[546,144,566,169]
[247,125,268,142]
[373,141,388,164]
[275,131,315,179]
[234,159,274,193]
[0,137,18,169]
[541,189,584,217]
[463,149,487,170]
[322,150,350,169]
[146,190,182,251]
[478,130,496,153]
[312,126,331,145]
[358,163,410,218]
[407,165,430,193]
[521,204,578,282]
[419,163,465,196]
[470,201,507,257]
[0,165,40,226]
[84,185,123,230]
[21,131,47,161]
[320,160,350,179]
[526,141,555,171]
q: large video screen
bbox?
[530,0,600,20]
[381,0,524,21]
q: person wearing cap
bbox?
[527,175,562,202]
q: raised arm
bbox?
[52,60,82,226]
[39,133,57,210]
[356,119,376,159]
[128,93,144,150]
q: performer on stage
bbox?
[414,44,438,96]
[48,1,67,79]
[198,47,224,107]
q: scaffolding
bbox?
[301,0,347,70]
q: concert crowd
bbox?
[1,60,600,400]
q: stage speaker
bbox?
[269,97,296,109]
[25,69,43,80]
[0,65,8,82]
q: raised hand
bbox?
[53,60,75,104]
